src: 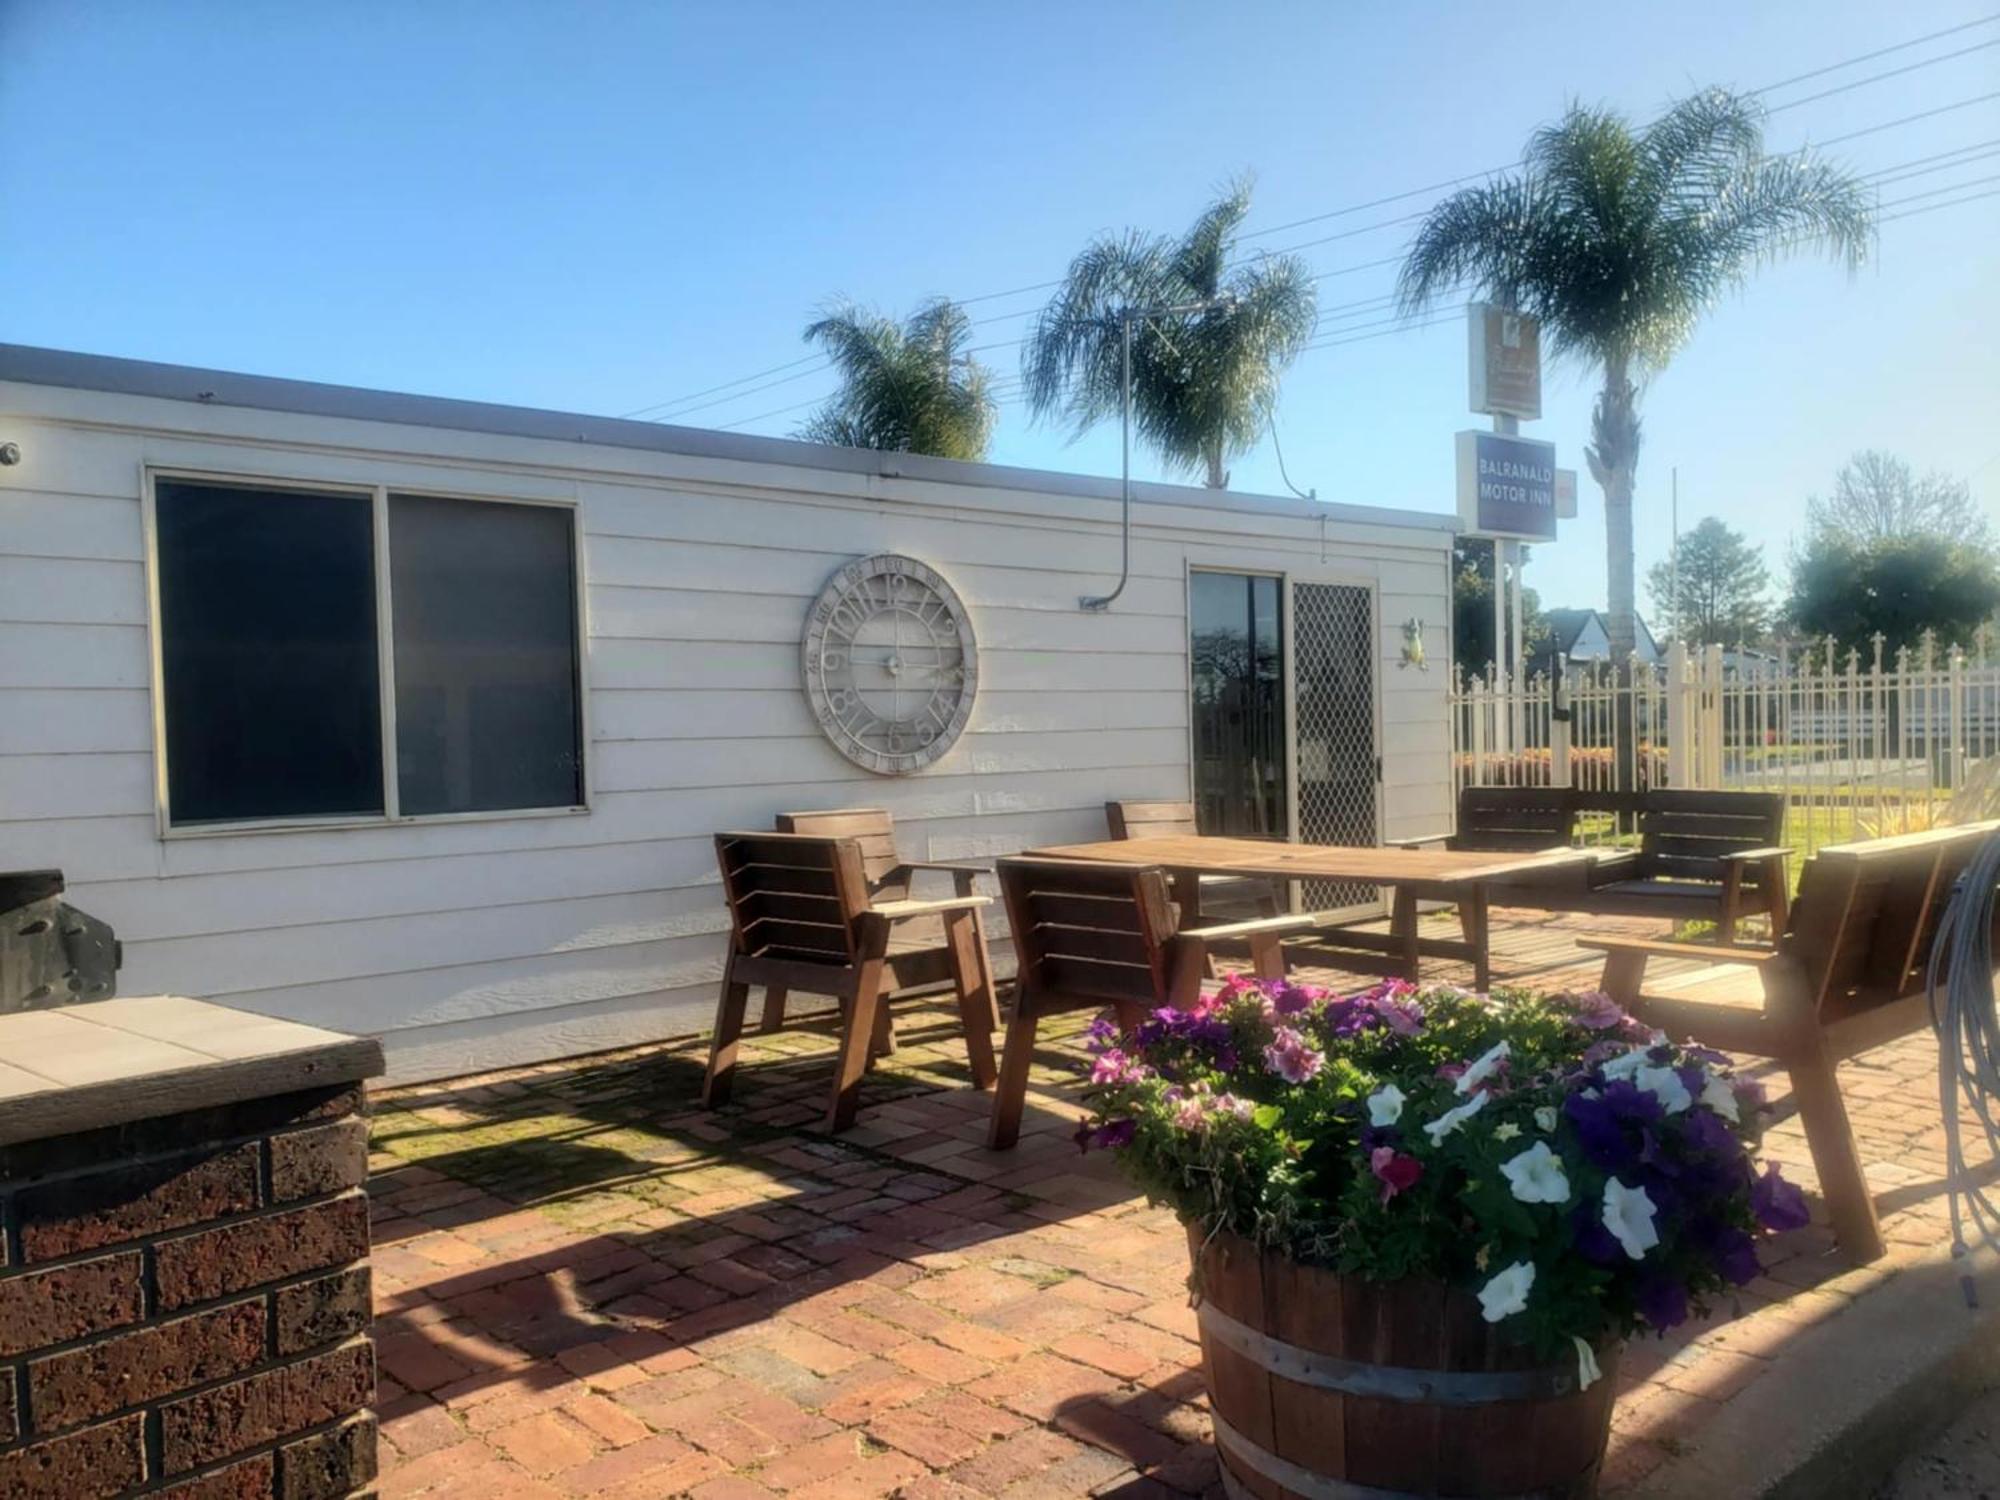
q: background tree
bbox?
[1806,449,1990,547]
[1788,535,2000,653]
[1453,539,1552,677]
[1398,89,1872,665]
[1023,178,1316,488]
[1646,516,1769,646]
[798,298,994,461]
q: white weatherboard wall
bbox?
[0,347,1456,1083]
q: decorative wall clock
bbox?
[801,553,978,775]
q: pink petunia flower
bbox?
[1371,1146,1424,1204]
[1263,1027,1324,1084]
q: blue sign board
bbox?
[1455,430,1558,541]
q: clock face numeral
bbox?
[801,554,978,775]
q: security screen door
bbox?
[1290,579,1382,912]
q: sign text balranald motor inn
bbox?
[1455,430,1558,542]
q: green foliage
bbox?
[1022,177,1317,488]
[1788,532,2000,653]
[798,298,995,461]
[1453,538,1552,677]
[1647,517,1770,646]
[1399,88,1873,660]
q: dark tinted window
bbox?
[154,479,383,824]
[389,495,583,815]
[1190,571,1287,837]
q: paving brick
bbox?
[160,1340,375,1473]
[489,1409,595,1475]
[0,1413,146,1498]
[0,1250,144,1357]
[279,1413,378,1500]
[156,1192,371,1310]
[17,1143,260,1261]
[271,1118,372,1203]
[28,1297,266,1431]
[0,1371,16,1446]
[557,1432,701,1492]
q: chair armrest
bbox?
[1577,936,1778,964]
[1386,833,1451,850]
[1719,846,1793,864]
[897,858,994,876]
[871,895,992,920]
[1180,912,1321,943]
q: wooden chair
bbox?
[1389,786,1578,854]
[702,832,998,1132]
[1584,821,2000,1262]
[1579,790,1790,943]
[1105,800,1281,921]
[767,808,1001,1052]
[988,856,1318,1149]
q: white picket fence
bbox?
[1452,633,2000,853]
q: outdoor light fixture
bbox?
[1081,295,1237,612]
[0,442,20,466]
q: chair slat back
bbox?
[1457,787,1576,851]
[776,809,906,897]
[1106,800,1200,840]
[1782,822,2000,1018]
[716,832,872,968]
[1636,790,1787,882]
[999,857,1177,1006]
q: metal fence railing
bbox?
[1451,632,2000,855]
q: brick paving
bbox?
[368,911,1975,1499]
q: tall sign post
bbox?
[1457,302,1551,757]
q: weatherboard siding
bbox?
[0,373,1453,1082]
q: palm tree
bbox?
[798,298,995,462]
[1023,178,1317,489]
[1399,89,1872,662]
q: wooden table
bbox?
[1024,836,1591,990]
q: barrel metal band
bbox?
[1197,1301,1578,1405]
[1212,1411,1557,1500]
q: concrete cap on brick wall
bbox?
[0,996,384,1147]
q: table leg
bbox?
[1390,887,1421,982]
[1465,885,1492,992]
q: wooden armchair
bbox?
[1584,821,2000,1262]
[703,832,998,1132]
[768,808,1000,1051]
[1105,800,1281,921]
[988,856,1318,1149]
[1581,790,1791,944]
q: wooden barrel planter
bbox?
[1192,1228,1620,1499]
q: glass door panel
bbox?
[1190,571,1287,837]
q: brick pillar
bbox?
[0,1084,377,1499]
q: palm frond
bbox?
[797,297,996,461]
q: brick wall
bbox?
[0,1084,377,1499]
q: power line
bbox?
[1765,38,2000,114]
[632,70,2000,423]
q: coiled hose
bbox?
[1925,829,2000,1307]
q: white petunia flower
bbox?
[1602,1178,1661,1260]
[1534,1105,1559,1133]
[1572,1336,1602,1392]
[1456,1040,1511,1096]
[1493,1122,1522,1141]
[1422,1090,1489,1144]
[1699,1072,1741,1123]
[1477,1260,1535,1323]
[1500,1141,1571,1205]
[1367,1084,1406,1128]
[1600,1047,1654,1081]
[1633,1064,1693,1115]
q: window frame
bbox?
[142,466,592,839]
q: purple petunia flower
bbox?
[1570,1200,1623,1265]
[1752,1163,1812,1231]
[1272,984,1317,1016]
[1564,1080,1664,1172]
[1565,990,1631,1031]
[1076,1118,1136,1154]
[1636,1274,1690,1330]
[1712,1225,1761,1285]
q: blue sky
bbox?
[4,1,1996,619]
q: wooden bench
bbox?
[1399,787,1789,942]
[769,808,1000,1050]
[988,856,1318,1149]
[702,832,998,1132]
[1585,820,2000,1262]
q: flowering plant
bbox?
[1081,978,1806,1373]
